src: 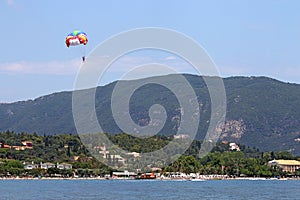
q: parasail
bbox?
[65,30,88,47]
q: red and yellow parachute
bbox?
[65,30,88,47]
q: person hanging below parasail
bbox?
[65,30,88,62]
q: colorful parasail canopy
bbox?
[65,30,88,47]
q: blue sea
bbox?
[1,179,300,200]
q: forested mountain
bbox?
[1,74,300,154]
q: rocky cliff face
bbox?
[220,119,247,141]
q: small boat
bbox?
[136,172,156,180]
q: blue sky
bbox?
[1,0,300,102]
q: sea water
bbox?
[1,179,299,200]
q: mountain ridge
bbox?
[1,74,300,155]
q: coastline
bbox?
[1,176,299,181]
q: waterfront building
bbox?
[268,159,300,173]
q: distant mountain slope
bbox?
[1,74,300,154]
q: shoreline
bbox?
[1,176,300,181]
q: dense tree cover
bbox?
[0,130,87,163]
[0,131,299,177]
[163,148,297,177]
[2,75,300,155]
[107,133,172,153]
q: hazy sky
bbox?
[1,0,300,102]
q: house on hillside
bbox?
[174,134,190,139]
[98,145,110,159]
[57,163,72,170]
[109,154,126,166]
[229,143,240,151]
[126,152,140,162]
[24,162,39,170]
[268,159,300,173]
[40,162,56,170]
[22,141,33,149]
[3,144,11,149]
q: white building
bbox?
[174,134,190,139]
[268,159,300,173]
[229,143,240,151]
[23,162,39,170]
[40,162,56,170]
[57,163,72,170]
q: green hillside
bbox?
[1,74,300,154]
